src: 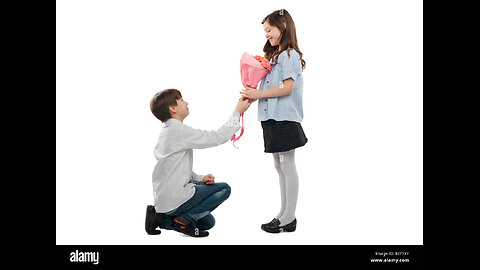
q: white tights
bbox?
[272,149,298,226]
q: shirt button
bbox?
[264,109,267,111]
[266,81,269,83]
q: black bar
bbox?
[57,245,423,269]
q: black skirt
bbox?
[261,119,308,153]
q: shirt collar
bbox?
[165,118,182,126]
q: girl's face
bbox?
[263,20,282,47]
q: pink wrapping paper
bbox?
[240,52,271,89]
[231,52,271,148]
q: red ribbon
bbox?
[233,52,270,149]
[230,112,244,149]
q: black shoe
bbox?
[261,218,279,230]
[171,216,209,237]
[145,205,162,235]
[261,218,297,233]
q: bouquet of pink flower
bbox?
[231,52,272,148]
[240,52,272,89]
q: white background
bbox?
[56,0,423,245]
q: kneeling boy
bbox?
[145,89,251,237]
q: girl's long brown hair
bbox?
[262,9,306,70]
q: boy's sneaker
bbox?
[171,216,209,237]
[145,205,162,235]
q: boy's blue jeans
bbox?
[160,182,231,230]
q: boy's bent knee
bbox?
[213,183,231,202]
[223,183,231,195]
[215,182,231,193]
[223,184,231,199]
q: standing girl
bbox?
[241,9,307,233]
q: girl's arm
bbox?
[258,78,295,98]
[241,78,295,99]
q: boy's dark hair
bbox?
[150,89,182,122]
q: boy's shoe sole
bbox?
[171,216,209,237]
[145,205,161,235]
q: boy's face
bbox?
[263,20,282,47]
[170,97,189,120]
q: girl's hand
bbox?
[202,174,215,185]
[240,87,262,100]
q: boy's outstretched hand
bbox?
[202,174,215,184]
[235,98,252,114]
